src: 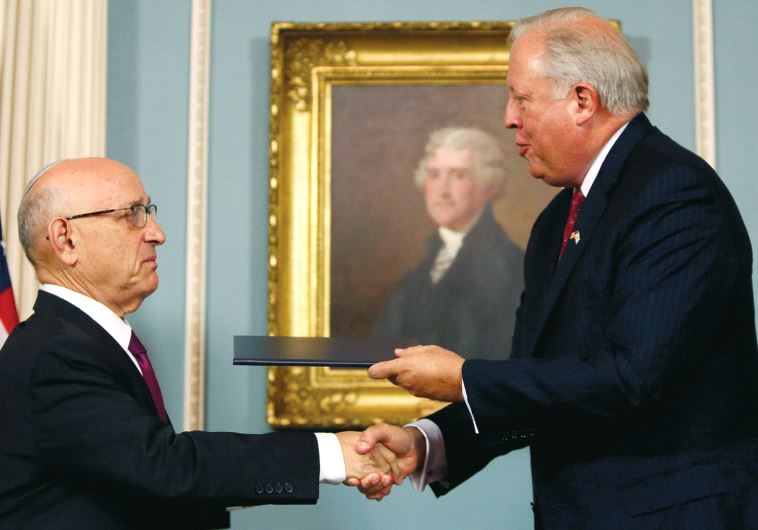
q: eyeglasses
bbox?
[65,203,158,228]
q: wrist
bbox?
[405,426,426,470]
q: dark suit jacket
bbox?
[427,114,758,528]
[377,206,524,360]
[0,291,319,529]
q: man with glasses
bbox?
[0,158,408,528]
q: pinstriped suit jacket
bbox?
[427,114,758,528]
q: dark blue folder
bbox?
[233,336,418,368]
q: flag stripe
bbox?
[0,287,18,335]
[0,213,18,346]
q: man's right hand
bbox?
[346,423,425,500]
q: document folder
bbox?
[233,336,418,368]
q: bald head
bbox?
[507,7,648,116]
[18,158,140,266]
[18,157,165,316]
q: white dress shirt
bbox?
[430,227,465,283]
[38,284,346,484]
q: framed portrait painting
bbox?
[266,21,558,428]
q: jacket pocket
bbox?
[621,459,727,516]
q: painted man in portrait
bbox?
[376,127,523,360]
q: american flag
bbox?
[0,215,18,345]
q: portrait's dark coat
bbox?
[377,205,524,360]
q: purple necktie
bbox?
[128,331,169,422]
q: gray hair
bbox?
[413,127,508,195]
[18,161,67,265]
[507,7,649,115]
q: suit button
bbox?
[265,483,274,494]
[275,482,283,494]
[255,483,264,495]
[284,482,293,493]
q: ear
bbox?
[570,83,600,126]
[47,218,79,266]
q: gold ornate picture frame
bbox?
[266,21,558,429]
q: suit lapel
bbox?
[519,189,569,359]
[33,291,162,419]
[536,190,571,292]
[525,113,653,358]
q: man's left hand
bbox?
[368,345,465,402]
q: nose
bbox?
[437,174,453,195]
[144,216,166,246]
[426,175,451,195]
[504,98,520,129]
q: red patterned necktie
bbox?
[559,188,586,260]
[128,331,169,422]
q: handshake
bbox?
[332,344,467,499]
[335,423,426,500]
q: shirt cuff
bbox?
[315,432,346,484]
[462,377,480,434]
[406,419,447,491]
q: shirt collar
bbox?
[437,226,466,253]
[436,205,485,248]
[579,121,629,197]
[39,284,133,352]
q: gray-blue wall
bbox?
[107,1,757,528]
